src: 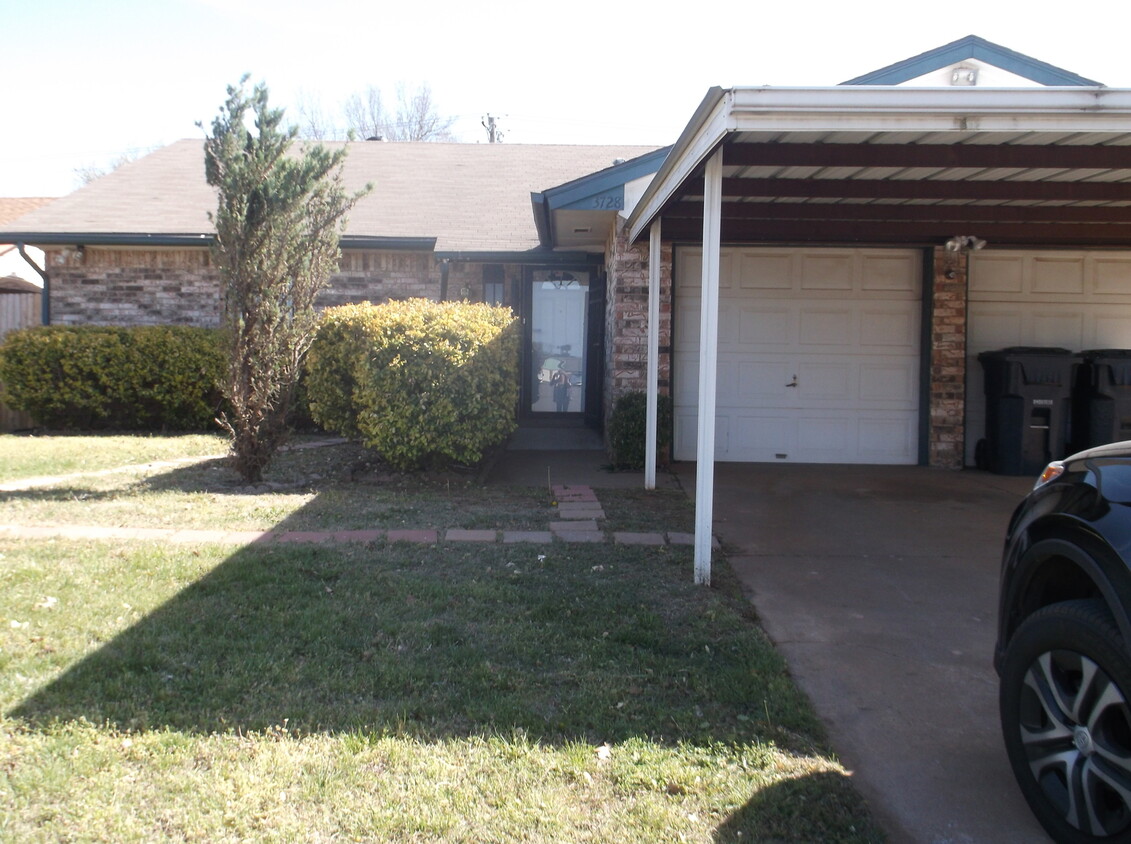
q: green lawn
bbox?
[0,432,229,482]
[0,435,883,842]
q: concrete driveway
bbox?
[673,462,1049,843]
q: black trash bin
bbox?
[1077,349,1131,450]
[978,347,1078,476]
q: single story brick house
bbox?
[5,35,1131,488]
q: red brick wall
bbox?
[603,219,672,428]
[43,247,514,327]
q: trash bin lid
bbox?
[978,346,1074,361]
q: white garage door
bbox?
[965,251,1131,466]
[673,247,922,464]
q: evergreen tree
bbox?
[203,76,368,483]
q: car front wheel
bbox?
[1000,599,1131,842]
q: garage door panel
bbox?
[800,253,855,291]
[737,305,793,347]
[799,309,853,347]
[734,416,794,456]
[859,417,917,462]
[969,304,1023,352]
[861,308,918,349]
[971,255,1024,295]
[675,305,701,348]
[1096,313,1131,347]
[736,359,795,403]
[1095,258,1131,296]
[797,417,851,454]
[1031,311,1085,349]
[797,361,851,401]
[716,359,741,402]
[675,248,735,291]
[737,251,793,290]
[860,362,917,403]
[1033,256,1086,295]
[862,253,920,292]
[672,353,699,404]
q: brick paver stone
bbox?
[445,529,498,542]
[386,529,439,544]
[555,530,605,543]
[334,530,384,543]
[502,531,555,543]
[550,520,599,533]
[614,532,665,546]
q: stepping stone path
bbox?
[0,484,697,547]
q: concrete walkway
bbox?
[676,462,1049,844]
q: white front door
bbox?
[673,247,922,464]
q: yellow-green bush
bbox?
[0,325,225,430]
[305,299,519,470]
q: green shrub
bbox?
[0,325,225,430]
[301,304,377,440]
[305,299,519,470]
[607,390,673,470]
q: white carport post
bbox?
[694,149,723,586]
[644,219,661,490]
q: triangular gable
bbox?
[532,147,670,249]
[841,35,1103,87]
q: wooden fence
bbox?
[0,290,41,430]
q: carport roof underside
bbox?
[627,86,1131,248]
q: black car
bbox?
[995,441,1131,842]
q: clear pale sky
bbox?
[3,0,1130,197]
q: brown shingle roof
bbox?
[0,197,56,227]
[1,140,661,253]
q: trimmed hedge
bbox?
[305,299,519,470]
[607,390,673,470]
[0,325,225,430]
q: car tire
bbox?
[1000,599,1131,842]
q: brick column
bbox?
[603,219,672,429]
[928,246,969,469]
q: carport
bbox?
[626,85,1131,583]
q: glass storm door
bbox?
[529,271,589,415]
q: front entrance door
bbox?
[525,270,589,417]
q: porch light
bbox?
[951,64,979,86]
[943,235,986,278]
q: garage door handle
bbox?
[786,375,798,387]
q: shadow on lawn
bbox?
[6,456,881,839]
[713,771,875,843]
[8,473,819,751]
[7,457,816,741]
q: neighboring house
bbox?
[3,35,1129,478]
[0,197,52,290]
[0,197,54,430]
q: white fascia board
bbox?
[727,86,1131,133]
[626,89,731,244]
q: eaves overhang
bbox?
[435,249,601,266]
[2,232,214,247]
[626,85,1131,245]
[4,232,439,252]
